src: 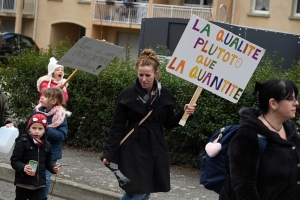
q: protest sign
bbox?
[167,15,266,104]
[57,36,124,75]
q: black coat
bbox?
[102,82,184,194]
[219,107,300,200]
[10,133,56,187]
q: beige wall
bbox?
[50,23,82,46]
[91,25,140,45]
[34,0,93,49]
[22,19,34,37]
[4,0,300,51]
[214,0,300,35]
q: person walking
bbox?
[101,49,196,200]
[219,78,300,200]
[34,87,68,200]
[10,113,59,200]
[0,88,14,127]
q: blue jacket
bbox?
[36,107,68,161]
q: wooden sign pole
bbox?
[179,86,203,126]
[62,69,79,87]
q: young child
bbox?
[35,87,68,200]
[37,57,69,103]
[10,113,59,200]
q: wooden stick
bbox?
[120,110,153,145]
[62,69,79,87]
[179,86,203,126]
[50,164,70,195]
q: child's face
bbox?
[29,123,45,139]
[40,95,57,110]
[52,67,64,81]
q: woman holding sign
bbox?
[219,78,300,200]
[101,49,196,200]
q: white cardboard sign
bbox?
[166,15,266,103]
[57,36,124,75]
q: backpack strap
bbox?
[257,134,267,156]
[119,110,153,145]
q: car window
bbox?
[2,34,17,46]
[19,36,34,48]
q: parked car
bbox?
[0,32,39,64]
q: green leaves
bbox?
[1,41,300,169]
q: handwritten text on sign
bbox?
[58,37,124,75]
[166,15,265,103]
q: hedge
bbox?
[1,40,300,168]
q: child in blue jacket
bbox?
[34,87,68,200]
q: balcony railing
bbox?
[94,1,148,25]
[0,0,36,15]
[152,4,212,20]
[94,0,212,25]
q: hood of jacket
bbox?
[37,75,51,92]
[37,75,68,92]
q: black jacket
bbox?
[11,133,56,187]
[102,82,184,194]
[219,107,300,200]
[0,89,12,126]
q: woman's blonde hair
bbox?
[42,87,65,106]
[135,49,160,72]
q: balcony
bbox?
[94,1,148,25]
[93,0,212,25]
[152,4,212,20]
[0,0,36,15]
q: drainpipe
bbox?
[231,0,236,24]
[33,0,38,40]
[217,4,227,23]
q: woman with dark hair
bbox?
[219,78,300,200]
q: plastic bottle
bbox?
[0,126,19,154]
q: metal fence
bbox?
[94,0,212,25]
[0,0,36,15]
[152,4,212,20]
[94,1,148,24]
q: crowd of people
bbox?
[1,49,300,200]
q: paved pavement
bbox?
[0,146,219,200]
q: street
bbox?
[0,180,66,200]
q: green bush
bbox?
[1,40,300,168]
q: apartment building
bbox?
[0,0,299,58]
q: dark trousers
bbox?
[15,186,44,200]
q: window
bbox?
[3,0,15,10]
[294,0,300,17]
[252,0,270,13]
[19,36,34,48]
[2,34,17,46]
[184,0,212,7]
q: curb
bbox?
[0,163,122,200]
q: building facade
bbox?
[0,0,299,59]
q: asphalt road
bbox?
[0,146,219,200]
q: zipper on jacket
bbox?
[36,147,40,187]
